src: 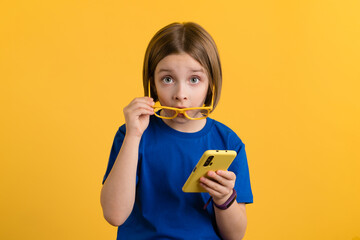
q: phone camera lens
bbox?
[203,156,214,167]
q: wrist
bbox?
[213,191,233,205]
[124,133,142,144]
[213,189,237,210]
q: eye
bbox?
[190,77,200,84]
[162,76,173,84]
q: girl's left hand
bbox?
[199,170,236,205]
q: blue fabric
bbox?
[103,116,253,240]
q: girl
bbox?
[101,22,253,240]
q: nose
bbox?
[174,83,188,102]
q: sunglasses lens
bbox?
[200,109,210,117]
[185,109,209,120]
[154,107,177,119]
[153,106,211,120]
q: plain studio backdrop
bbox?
[1,1,359,239]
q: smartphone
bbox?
[182,150,237,193]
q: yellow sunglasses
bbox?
[148,83,214,120]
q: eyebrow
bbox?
[157,68,205,73]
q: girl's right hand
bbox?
[123,97,154,138]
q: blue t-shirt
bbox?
[103,116,253,239]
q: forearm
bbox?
[100,134,141,226]
[215,203,247,240]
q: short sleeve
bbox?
[228,135,253,204]
[102,125,126,184]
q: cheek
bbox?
[197,88,209,103]
[156,89,171,103]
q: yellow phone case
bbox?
[182,150,237,192]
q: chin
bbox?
[169,116,190,124]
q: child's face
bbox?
[154,53,209,123]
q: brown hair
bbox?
[143,22,222,111]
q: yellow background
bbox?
[1,0,359,239]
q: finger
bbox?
[200,182,223,198]
[215,170,236,181]
[207,171,235,189]
[125,100,154,115]
[199,176,227,196]
[130,97,154,107]
[126,106,154,120]
[200,182,222,197]
[143,96,155,105]
[200,176,235,203]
